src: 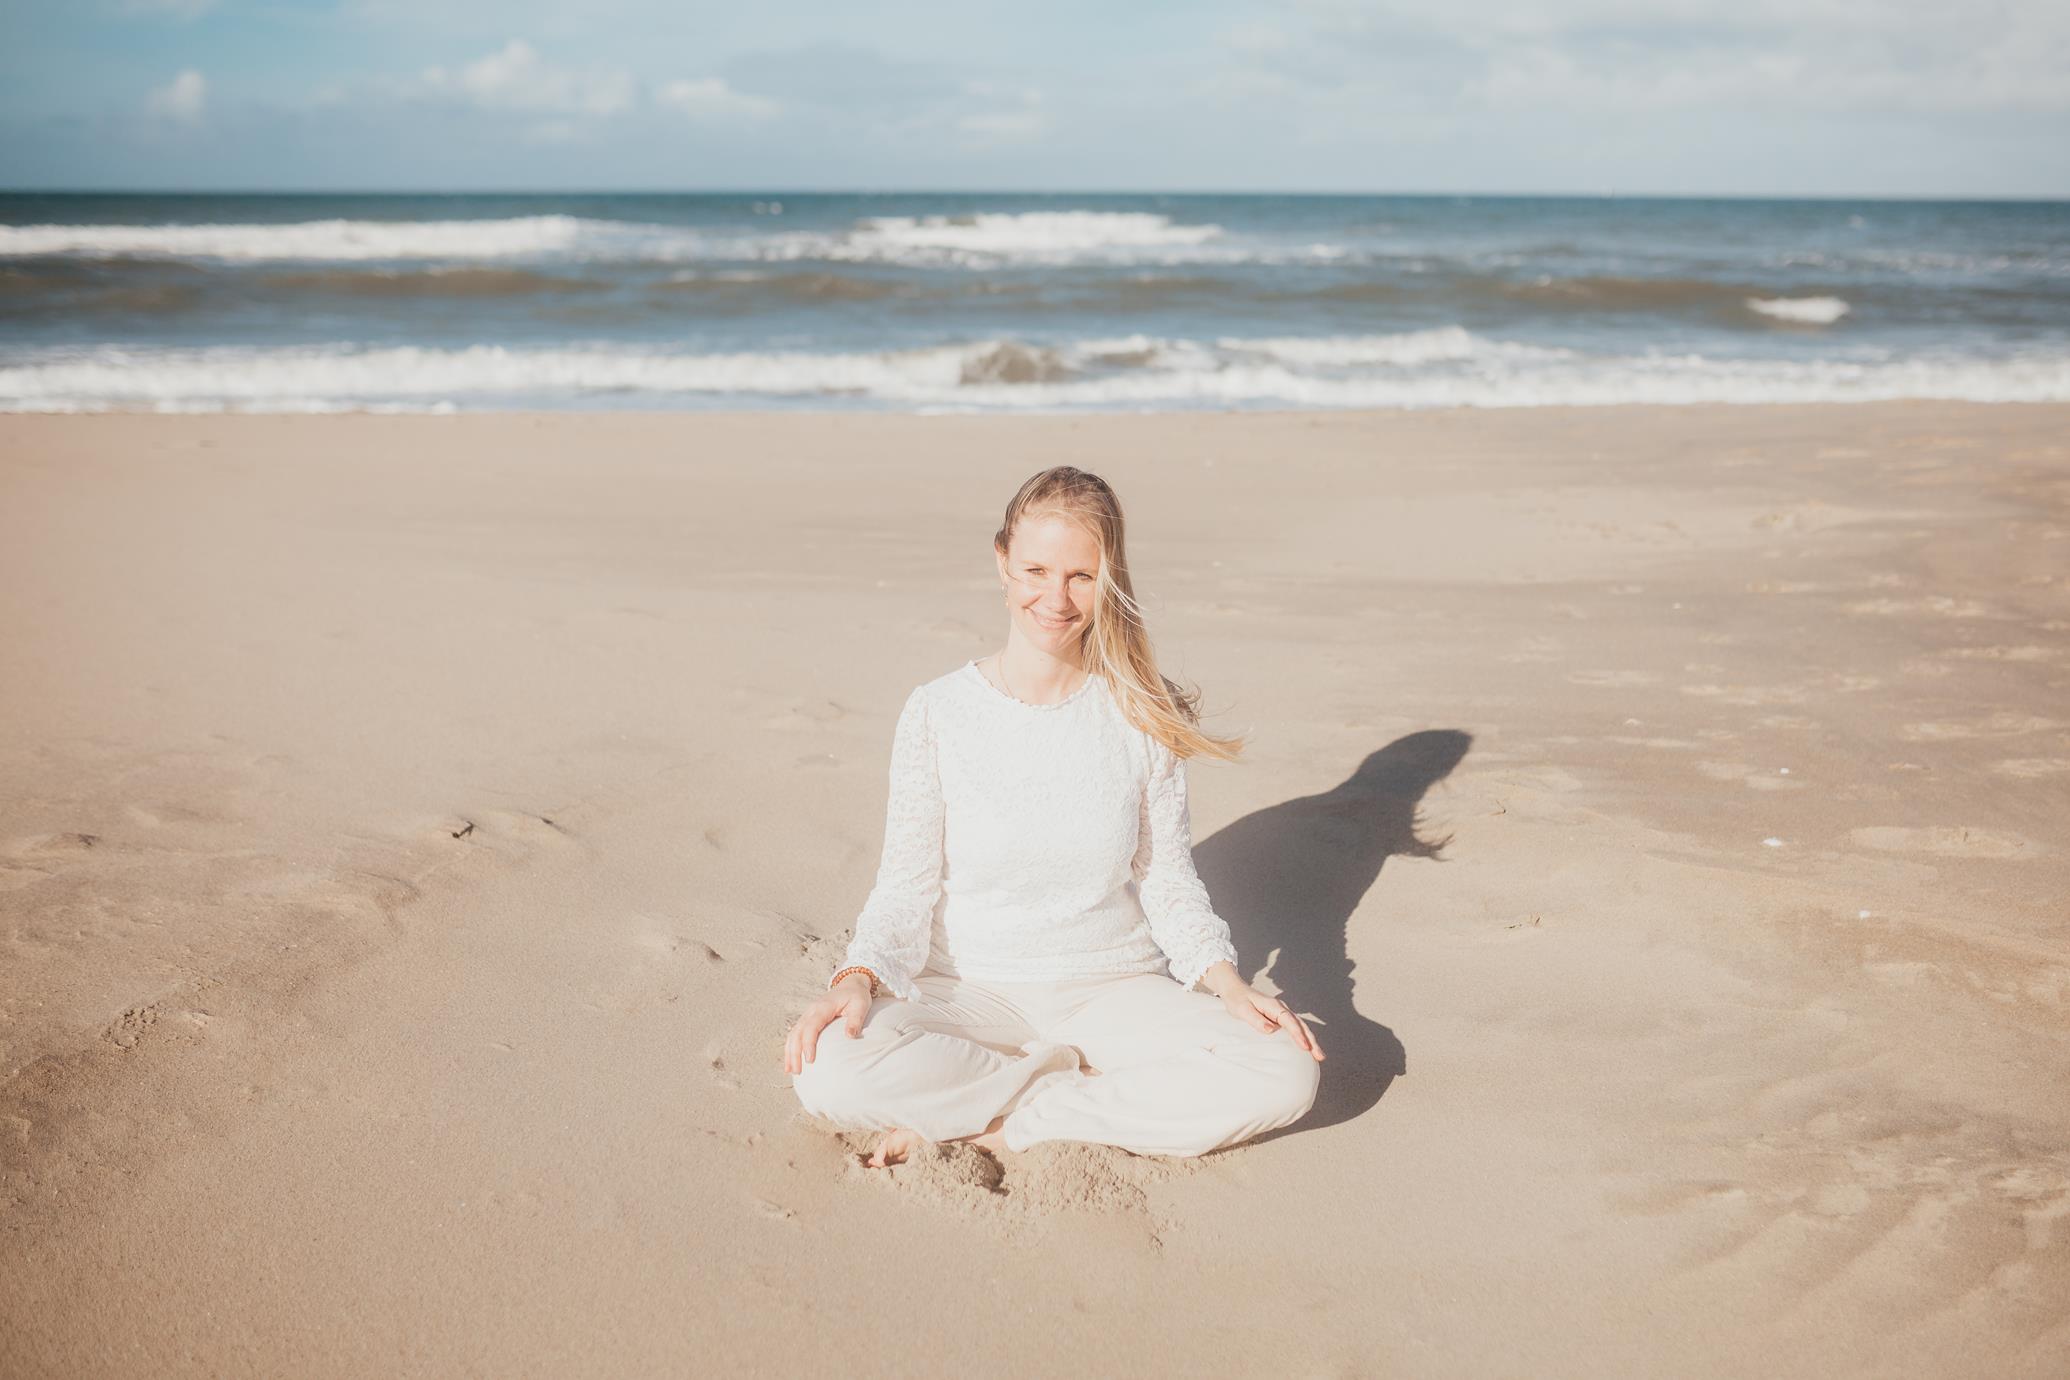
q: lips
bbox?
[1032,611,1076,629]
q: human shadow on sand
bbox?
[1192,730,1472,1139]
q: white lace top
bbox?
[835,658,1241,1001]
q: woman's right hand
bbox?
[782,973,876,1075]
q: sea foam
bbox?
[0,215,682,263]
[0,210,1254,269]
[746,211,1283,268]
[1747,296,1852,325]
[6,333,2068,413]
[849,211,1219,255]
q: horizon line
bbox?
[3,186,2066,205]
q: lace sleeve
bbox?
[837,685,942,1000]
[1132,737,1240,991]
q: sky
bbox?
[1,0,2065,197]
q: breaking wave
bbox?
[0,210,1273,269]
[1746,295,1852,325]
[6,331,2066,413]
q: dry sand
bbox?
[2,404,2066,1377]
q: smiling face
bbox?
[995,511,1101,652]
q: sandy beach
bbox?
[2,403,2066,1377]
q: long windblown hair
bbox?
[994,466,1243,763]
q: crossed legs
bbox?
[791,970,1319,1161]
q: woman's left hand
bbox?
[1218,985,1325,1062]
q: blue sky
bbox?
[2,0,2065,195]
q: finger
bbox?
[806,1009,838,1063]
[783,1023,797,1075]
[1291,1012,1324,1059]
[1266,999,1309,1048]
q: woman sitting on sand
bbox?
[783,465,1323,1166]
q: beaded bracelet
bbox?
[828,964,881,998]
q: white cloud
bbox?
[146,69,208,121]
[1279,0,2070,113]
[654,77,779,121]
[1463,34,2070,113]
[421,39,636,117]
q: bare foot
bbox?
[865,1127,928,1168]
[871,1100,1073,1166]
[950,1068,1094,1158]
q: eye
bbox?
[1072,573,1093,581]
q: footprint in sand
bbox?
[2,831,104,861]
[706,1054,739,1091]
[1848,826,2039,860]
[750,1196,798,1224]
[437,810,583,853]
[629,918,725,966]
[102,1005,160,1051]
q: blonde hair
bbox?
[994,466,1243,763]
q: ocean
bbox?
[2,192,2066,413]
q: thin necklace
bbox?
[997,654,1082,706]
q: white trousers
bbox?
[791,968,1320,1158]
